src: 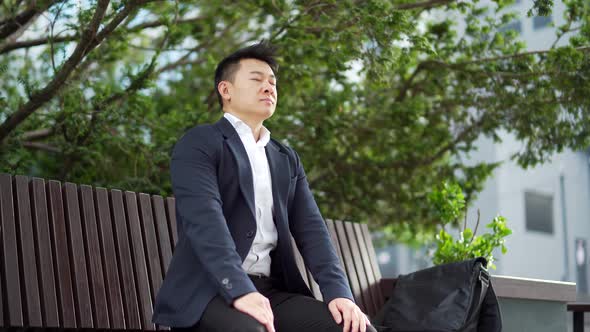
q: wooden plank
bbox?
[344,221,372,316]
[573,311,584,332]
[138,193,163,304]
[47,180,76,328]
[291,237,310,288]
[165,198,178,246]
[0,174,23,326]
[30,178,59,327]
[95,187,125,329]
[360,224,385,307]
[14,175,42,326]
[152,195,173,274]
[325,220,345,269]
[360,224,382,281]
[110,189,141,329]
[125,191,155,330]
[352,222,381,315]
[79,185,109,328]
[568,303,590,312]
[63,182,93,328]
[334,220,364,311]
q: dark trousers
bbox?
[173,275,377,332]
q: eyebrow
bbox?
[249,71,276,79]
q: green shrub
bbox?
[428,182,512,269]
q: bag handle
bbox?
[477,268,490,310]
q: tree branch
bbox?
[447,45,590,67]
[22,141,60,153]
[395,0,457,10]
[154,19,235,75]
[21,128,55,140]
[127,15,204,32]
[396,63,425,102]
[0,35,74,54]
[0,15,203,54]
[0,1,54,40]
[0,0,112,143]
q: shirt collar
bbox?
[223,112,271,147]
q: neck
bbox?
[225,110,264,141]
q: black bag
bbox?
[372,257,502,332]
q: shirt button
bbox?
[257,207,262,219]
[247,230,255,238]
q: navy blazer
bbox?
[152,117,353,327]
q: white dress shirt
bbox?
[223,112,278,277]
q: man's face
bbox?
[223,58,277,120]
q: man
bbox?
[152,41,376,332]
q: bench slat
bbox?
[47,180,76,328]
[0,174,24,326]
[125,191,155,330]
[64,182,94,327]
[352,223,381,316]
[152,195,173,275]
[165,198,178,246]
[360,224,384,308]
[568,303,590,311]
[31,178,59,327]
[111,190,142,329]
[334,220,364,311]
[80,185,110,328]
[95,187,126,329]
[2,173,387,329]
[15,175,43,326]
[138,193,164,309]
[326,220,345,266]
[344,221,373,315]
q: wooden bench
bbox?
[0,173,385,329]
[568,303,590,332]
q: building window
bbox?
[499,20,522,34]
[525,191,554,234]
[533,16,552,30]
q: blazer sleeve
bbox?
[287,148,354,304]
[170,133,256,304]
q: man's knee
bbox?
[326,323,377,332]
[230,320,266,332]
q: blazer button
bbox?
[222,278,229,285]
[247,230,255,238]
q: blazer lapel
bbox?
[266,141,290,213]
[216,117,256,220]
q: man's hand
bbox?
[233,292,275,332]
[328,298,371,332]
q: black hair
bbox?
[214,40,278,109]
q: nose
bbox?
[262,81,275,96]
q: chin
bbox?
[258,107,275,119]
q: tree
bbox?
[0,0,588,244]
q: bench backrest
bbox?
[0,174,383,329]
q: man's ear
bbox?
[218,81,231,103]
